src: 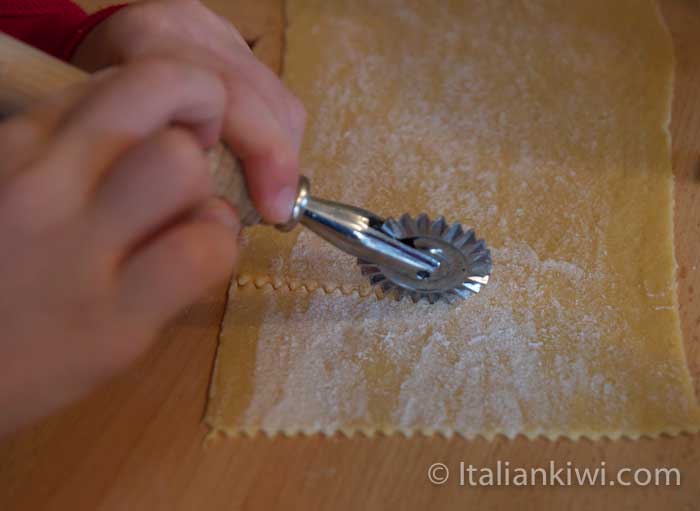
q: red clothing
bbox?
[0,0,124,61]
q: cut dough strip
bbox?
[206,0,700,439]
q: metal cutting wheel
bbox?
[357,213,492,304]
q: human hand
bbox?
[72,0,306,223]
[0,59,237,435]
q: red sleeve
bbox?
[0,0,125,61]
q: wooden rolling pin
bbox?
[0,32,261,226]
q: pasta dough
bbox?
[205,0,700,439]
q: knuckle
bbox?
[131,57,181,86]
[122,0,201,43]
[123,57,224,107]
[119,2,171,36]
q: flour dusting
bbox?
[206,0,700,439]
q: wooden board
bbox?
[1,1,699,509]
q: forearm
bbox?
[0,0,124,60]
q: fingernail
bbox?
[270,185,297,224]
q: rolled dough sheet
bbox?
[205,0,700,439]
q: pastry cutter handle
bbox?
[0,32,261,226]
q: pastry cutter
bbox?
[0,33,491,304]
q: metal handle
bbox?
[0,32,261,226]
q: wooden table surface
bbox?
[1,1,699,510]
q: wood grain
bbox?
[1,1,699,510]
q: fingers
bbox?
[213,43,307,150]
[46,58,226,196]
[90,127,212,257]
[211,42,306,224]
[157,31,306,224]
[69,0,307,224]
[0,78,97,182]
[152,46,304,224]
[221,75,301,224]
[116,198,239,331]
